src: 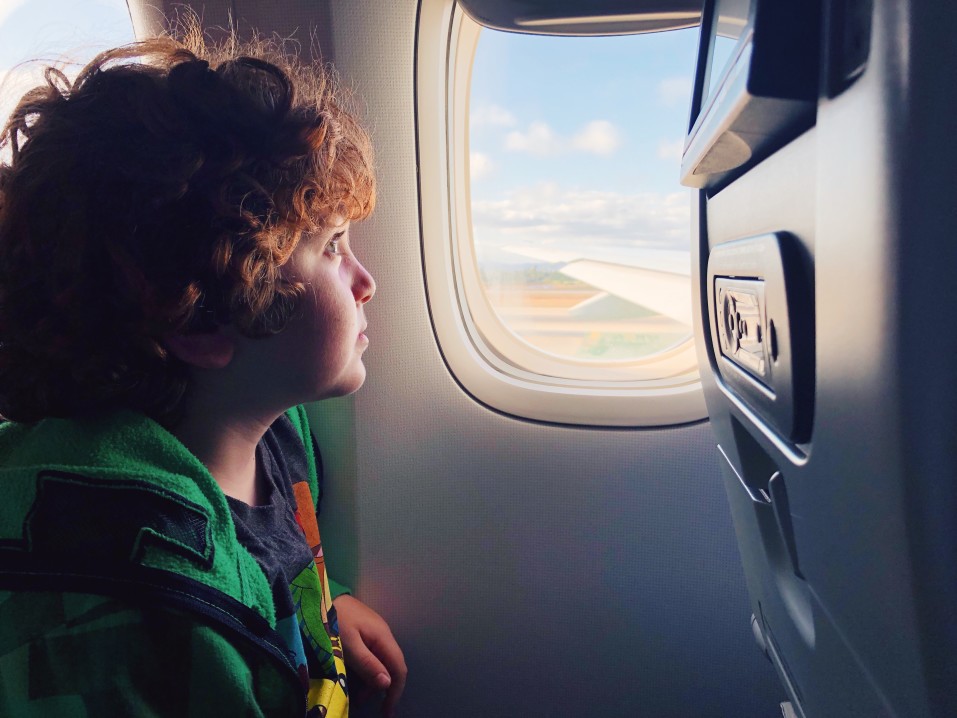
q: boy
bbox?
[0,27,404,717]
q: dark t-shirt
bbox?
[226,415,315,618]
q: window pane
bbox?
[469,28,698,363]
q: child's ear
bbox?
[163,330,235,370]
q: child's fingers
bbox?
[363,630,407,717]
[343,629,393,691]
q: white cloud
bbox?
[470,152,494,181]
[657,138,684,161]
[471,184,692,250]
[505,119,624,157]
[471,103,517,127]
[572,120,622,155]
[657,76,692,107]
[505,121,560,157]
[0,0,28,29]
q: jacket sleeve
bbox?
[0,591,301,717]
[329,578,352,599]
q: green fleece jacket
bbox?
[0,405,349,716]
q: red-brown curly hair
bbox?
[0,30,375,425]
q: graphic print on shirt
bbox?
[291,479,349,716]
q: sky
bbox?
[469,26,701,265]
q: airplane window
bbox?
[418,4,707,425]
[0,0,134,145]
[468,27,698,368]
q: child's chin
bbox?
[315,368,367,401]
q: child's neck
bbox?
[170,399,279,507]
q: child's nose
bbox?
[354,262,375,304]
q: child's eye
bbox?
[327,238,342,256]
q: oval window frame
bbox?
[416,0,706,426]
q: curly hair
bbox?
[0,28,375,424]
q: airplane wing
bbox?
[502,245,693,327]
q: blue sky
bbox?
[471,28,698,195]
[469,26,700,263]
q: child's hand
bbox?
[333,594,407,717]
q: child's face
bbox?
[264,218,376,403]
